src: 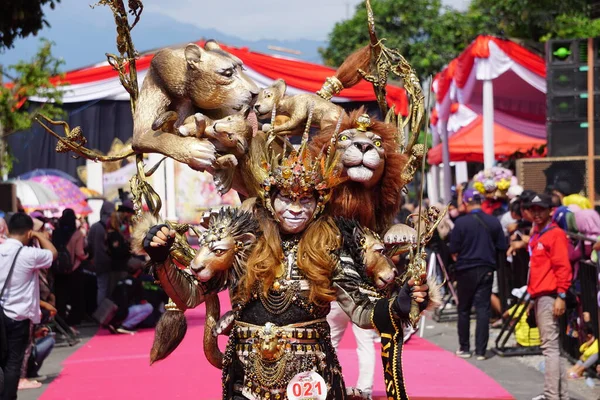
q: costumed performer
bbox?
[141,122,430,400]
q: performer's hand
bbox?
[143,224,176,262]
[393,273,430,316]
[408,273,429,303]
[409,273,430,312]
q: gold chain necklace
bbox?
[258,281,300,314]
[250,352,294,387]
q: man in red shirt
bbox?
[527,193,572,400]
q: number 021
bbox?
[291,381,322,397]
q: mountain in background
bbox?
[0,4,327,71]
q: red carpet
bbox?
[41,292,514,400]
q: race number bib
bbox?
[286,371,327,400]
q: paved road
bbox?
[419,313,599,400]
[17,318,600,400]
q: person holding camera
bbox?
[0,214,57,400]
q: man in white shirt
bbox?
[0,213,56,400]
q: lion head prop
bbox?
[311,108,408,233]
[336,218,397,289]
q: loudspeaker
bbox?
[546,38,599,157]
[547,121,600,157]
[0,183,17,213]
[592,0,600,19]
[517,157,600,202]
[546,39,599,66]
[547,93,600,121]
[548,66,600,94]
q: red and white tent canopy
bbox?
[427,105,546,164]
[432,35,546,131]
[32,40,409,115]
[430,103,546,142]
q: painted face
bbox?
[273,192,317,234]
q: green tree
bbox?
[0,39,65,177]
[470,0,599,42]
[321,0,599,79]
[0,0,61,49]
[541,14,600,41]
[320,0,489,78]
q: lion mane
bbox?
[311,107,407,233]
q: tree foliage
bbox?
[0,39,65,175]
[0,0,61,50]
[471,0,596,42]
[320,0,487,79]
[321,0,599,78]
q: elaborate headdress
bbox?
[253,104,346,219]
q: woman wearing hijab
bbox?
[52,208,88,326]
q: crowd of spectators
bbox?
[403,182,600,400]
[0,196,166,398]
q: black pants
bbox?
[456,266,494,356]
[0,315,31,400]
[55,267,86,325]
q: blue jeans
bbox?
[456,266,494,356]
[0,315,30,400]
[28,336,55,377]
[122,303,153,330]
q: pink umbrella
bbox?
[30,175,92,215]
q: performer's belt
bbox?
[234,319,326,361]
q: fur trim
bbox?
[131,213,162,255]
[425,275,443,313]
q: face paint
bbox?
[273,193,317,234]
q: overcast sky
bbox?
[143,0,471,41]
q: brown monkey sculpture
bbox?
[133,40,258,171]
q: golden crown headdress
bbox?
[256,103,346,218]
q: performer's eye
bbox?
[339,135,348,141]
[374,140,382,147]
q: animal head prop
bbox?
[311,108,408,232]
[183,40,259,115]
[189,207,258,288]
[249,106,346,220]
[254,79,287,120]
[336,218,397,289]
[204,106,253,156]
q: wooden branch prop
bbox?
[36,114,135,161]
[37,0,143,161]
[363,0,425,155]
